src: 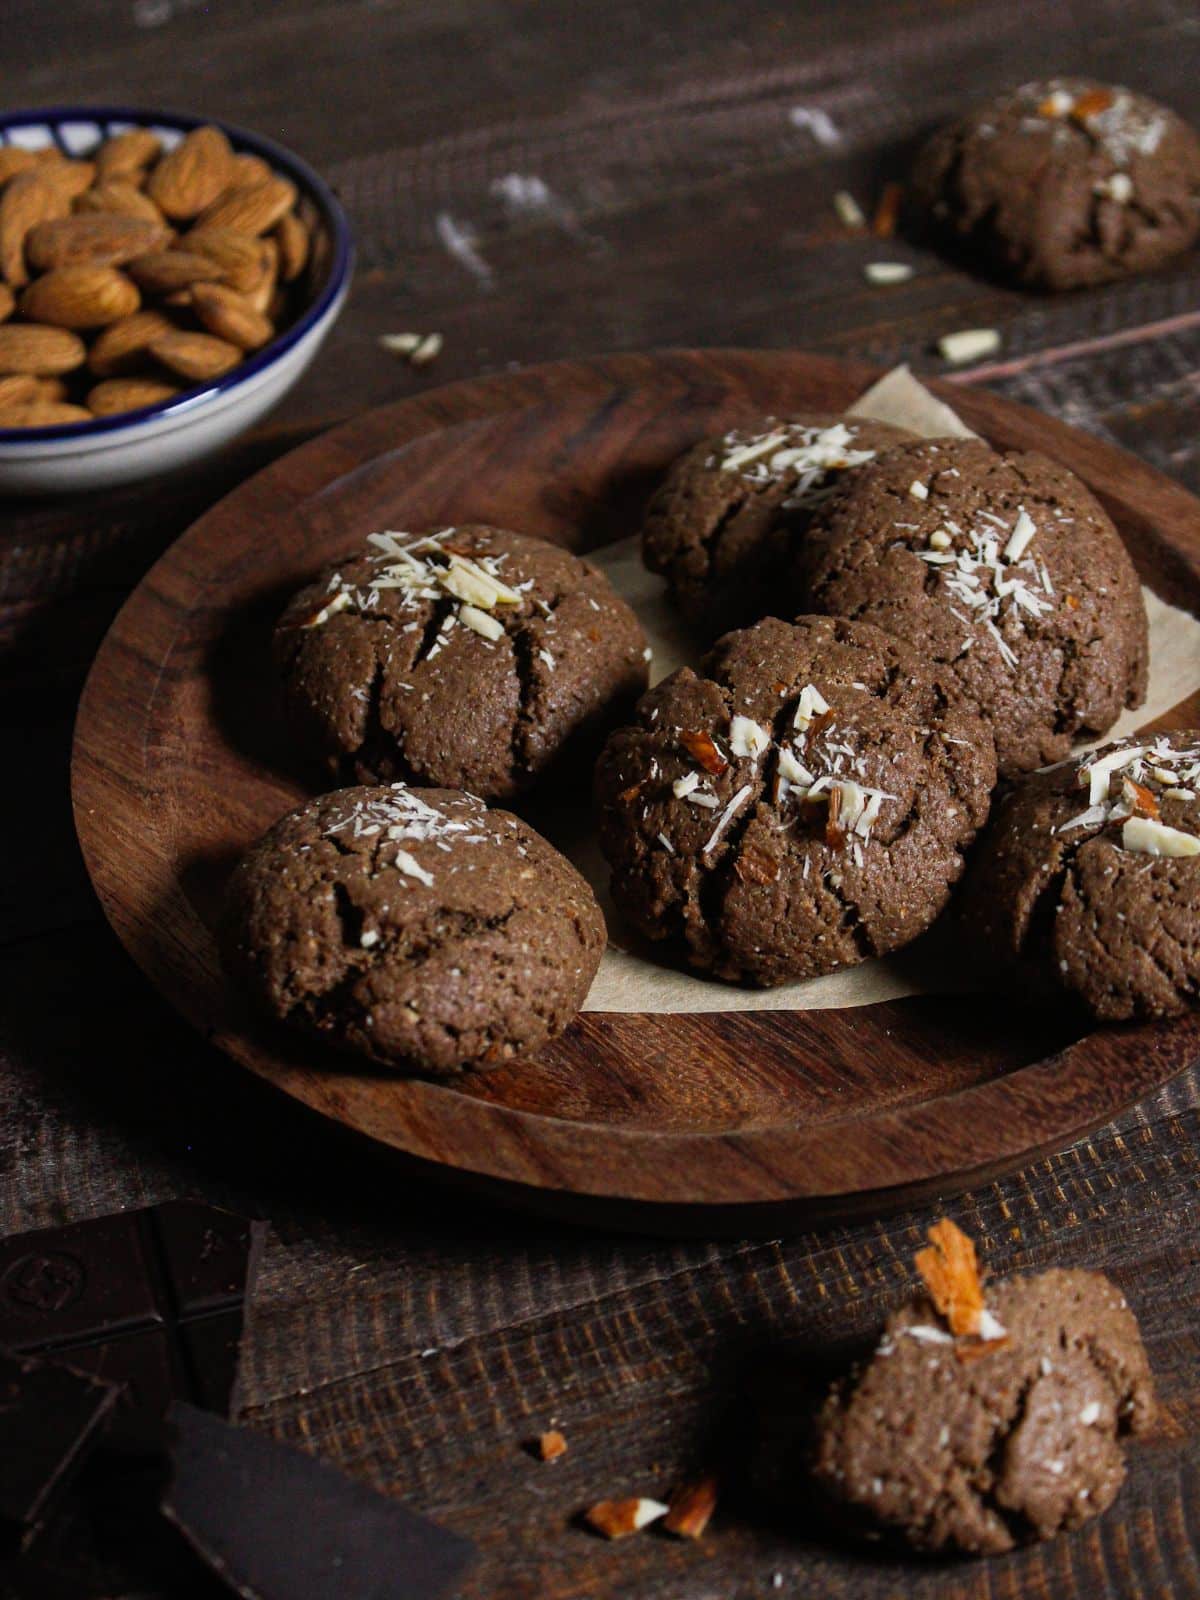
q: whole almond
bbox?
[95,127,162,182]
[0,284,11,322]
[26,215,171,271]
[87,376,181,415]
[128,248,225,295]
[75,181,166,225]
[147,126,234,220]
[0,148,37,186]
[88,309,177,377]
[196,176,297,237]
[19,266,141,328]
[0,172,72,286]
[273,211,309,282]
[0,401,93,428]
[150,329,242,381]
[180,227,262,292]
[230,153,274,187]
[0,373,38,408]
[37,160,96,198]
[0,323,87,374]
[190,283,273,349]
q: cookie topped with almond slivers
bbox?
[798,437,1148,777]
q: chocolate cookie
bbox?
[275,524,649,803]
[799,437,1148,777]
[595,615,995,986]
[910,78,1200,289]
[640,414,912,635]
[958,730,1200,1021]
[813,1264,1155,1555]
[221,784,606,1075]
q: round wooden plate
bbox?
[72,349,1200,1232]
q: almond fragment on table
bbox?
[583,1497,669,1539]
[937,327,1001,365]
[534,1429,567,1462]
[872,181,903,238]
[915,1218,985,1337]
[833,189,866,229]
[864,261,914,284]
[663,1475,719,1539]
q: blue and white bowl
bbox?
[0,107,353,495]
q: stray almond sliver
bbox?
[536,1429,567,1462]
[1071,88,1115,121]
[584,1497,669,1539]
[872,181,903,239]
[663,1475,718,1539]
[914,1218,984,1338]
[1125,778,1160,821]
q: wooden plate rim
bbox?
[71,348,1200,1214]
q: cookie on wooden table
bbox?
[221,784,606,1075]
[812,1220,1155,1555]
[798,437,1148,778]
[595,615,995,987]
[640,414,912,636]
[958,730,1200,1021]
[275,524,649,804]
[910,78,1200,289]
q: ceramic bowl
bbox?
[0,106,353,495]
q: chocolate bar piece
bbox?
[164,1404,477,1600]
[0,1202,264,1451]
[0,1352,120,1553]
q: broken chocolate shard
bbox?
[163,1404,477,1600]
[0,1350,121,1553]
[0,1202,264,1453]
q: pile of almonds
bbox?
[0,124,325,427]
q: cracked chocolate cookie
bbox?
[640,414,912,636]
[221,783,606,1075]
[594,614,995,986]
[958,730,1200,1021]
[798,437,1148,778]
[275,524,650,804]
[813,1224,1155,1555]
[910,78,1200,289]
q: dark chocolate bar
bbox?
[163,1404,477,1600]
[0,1202,264,1451]
[0,1352,120,1553]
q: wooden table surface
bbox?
[4,3,1200,1596]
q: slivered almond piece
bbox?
[190,281,274,349]
[583,1498,669,1539]
[149,329,242,382]
[75,180,167,224]
[273,209,310,281]
[680,729,728,776]
[0,401,92,427]
[1071,87,1115,121]
[872,181,903,238]
[663,1476,718,1540]
[0,170,73,286]
[535,1430,567,1462]
[147,125,235,220]
[86,376,180,415]
[95,127,162,182]
[19,265,140,328]
[0,324,86,375]
[914,1219,984,1338]
[128,248,225,294]
[88,309,176,376]
[26,214,171,271]
[196,175,297,236]
[1124,778,1160,820]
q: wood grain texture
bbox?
[71,349,1200,1226]
[7,2,1200,1595]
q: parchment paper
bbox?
[562,368,1200,1013]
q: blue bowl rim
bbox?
[0,104,354,444]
